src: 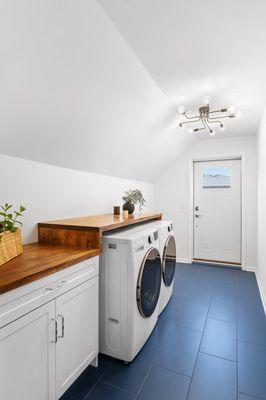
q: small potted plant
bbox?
[0,203,26,265]
[122,189,146,214]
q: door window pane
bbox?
[202,167,231,188]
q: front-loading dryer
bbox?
[138,220,177,314]
[99,224,161,362]
[157,221,176,314]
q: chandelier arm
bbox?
[183,112,200,120]
[180,118,201,125]
[202,117,212,133]
[194,127,206,132]
[209,109,227,114]
[208,115,232,120]
[207,118,223,126]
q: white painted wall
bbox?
[0,154,154,244]
[0,0,192,182]
[257,110,266,306]
[155,136,257,269]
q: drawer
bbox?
[0,256,99,328]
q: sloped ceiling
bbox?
[0,0,194,182]
[99,0,266,138]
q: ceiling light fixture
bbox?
[178,97,241,136]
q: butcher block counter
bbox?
[0,213,161,294]
[38,212,162,250]
[0,243,99,294]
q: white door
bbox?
[55,277,99,398]
[0,302,56,400]
[193,159,241,264]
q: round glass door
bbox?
[137,248,162,318]
[162,235,176,287]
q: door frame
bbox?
[188,153,246,268]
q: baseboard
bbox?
[176,258,190,264]
[243,265,256,272]
[255,271,266,315]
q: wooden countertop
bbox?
[38,212,162,232]
[0,243,100,294]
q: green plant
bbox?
[122,189,146,212]
[0,203,26,238]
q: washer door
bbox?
[137,248,162,318]
[162,235,176,287]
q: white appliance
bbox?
[99,224,162,362]
[139,220,176,314]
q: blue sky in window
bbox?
[203,167,231,177]
[202,167,231,188]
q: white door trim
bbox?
[188,153,246,268]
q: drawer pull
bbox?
[44,287,55,293]
[57,280,67,288]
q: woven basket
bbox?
[0,229,23,266]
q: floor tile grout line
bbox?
[133,322,175,400]
[198,350,237,363]
[206,315,237,324]
[133,294,191,400]
[185,276,215,400]
[238,390,264,400]
[237,338,266,349]
[152,362,192,379]
[83,358,115,400]
[99,379,134,394]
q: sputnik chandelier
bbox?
[178,96,241,136]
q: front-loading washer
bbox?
[99,224,161,362]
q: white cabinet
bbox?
[0,257,99,400]
[56,277,99,398]
[0,301,56,400]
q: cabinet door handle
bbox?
[57,314,65,339]
[51,318,58,343]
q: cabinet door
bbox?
[55,277,99,398]
[0,301,56,400]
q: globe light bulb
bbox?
[220,124,226,132]
[179,122,186,130]
[186,110,194,117]
[228,105,235,114]
[236,111,242,119]
[210,130,216,136]
[178,105,186,115]
[202,96,211,106]
[188,127,194,134]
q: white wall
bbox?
[0,0,192,182]
[257,110,266,305]
[0,154,154,244]
[155,136,257,269]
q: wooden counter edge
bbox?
[0,246,100,295]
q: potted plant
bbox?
[0,203,26,265]
[122,189,146,214]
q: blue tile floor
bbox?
[60,263,266,400]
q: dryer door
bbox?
[162,235,176,287]
[137,248,161,318]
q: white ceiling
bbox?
[0,0,263,182]
[99,0,266,137]
[0,0,194,182]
